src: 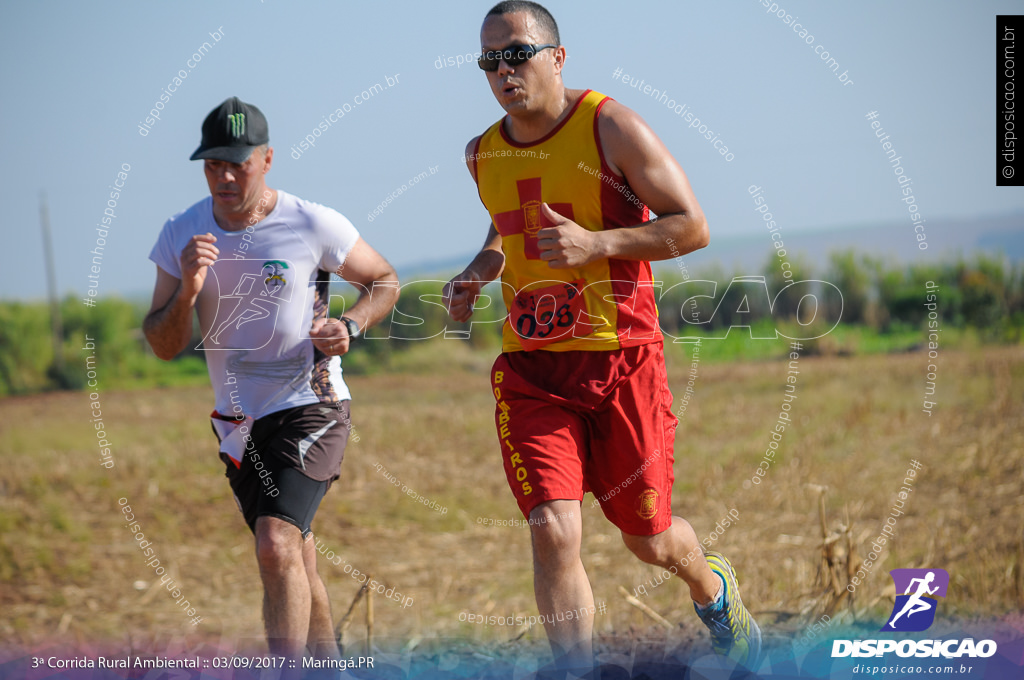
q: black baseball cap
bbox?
[190,97,270,163]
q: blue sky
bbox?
[1,0,1021,301]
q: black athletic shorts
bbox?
[214,401,351,536]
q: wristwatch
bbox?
[340,316,360,339]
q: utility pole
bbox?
[40,191,64,371]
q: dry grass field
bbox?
[1,341,1021,666]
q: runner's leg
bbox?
[223,404,349,658]
[492,354,593,673]
[890,600,916,625]
[303,535,340,657]
[621,518,719,605]
[530,499,594,672]
[256,516,310,657]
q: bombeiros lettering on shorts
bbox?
[493,371,532,496]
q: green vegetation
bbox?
[1,251,1021,396]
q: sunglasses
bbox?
[478,43,558,72]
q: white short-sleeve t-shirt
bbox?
[149,190,360,420]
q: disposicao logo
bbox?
[883,568,948,632]
[831,567,997,659]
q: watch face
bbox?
[343,318,359,338]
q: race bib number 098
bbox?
[510,280,588,350]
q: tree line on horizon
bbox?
[0,250,1020,397]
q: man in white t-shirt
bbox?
[143,97,399,659]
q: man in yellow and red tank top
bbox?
[444,2,761,673]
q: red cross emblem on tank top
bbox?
[493,177,574,260]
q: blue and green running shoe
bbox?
[694,551,762,667]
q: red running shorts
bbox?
[490,342,676,536]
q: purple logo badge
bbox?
[882,568,949,632]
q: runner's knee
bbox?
[622,531,675,568]
[255,518,304,574]
[529,505,581,567]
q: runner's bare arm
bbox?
[310,238,399,356]
[337,237,399,331]
[444,222,504,323]
[143,233,219,360]
[536,100,709,269]
[443,137,506,322]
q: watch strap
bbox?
[340,316,360,339]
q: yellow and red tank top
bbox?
[473,89,661,352]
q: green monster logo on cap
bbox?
[228,112,246,138]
